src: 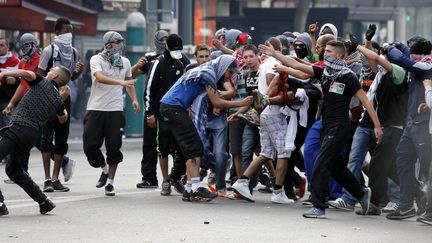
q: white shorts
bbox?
[259,113,290,159]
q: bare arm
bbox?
[125,76,140,113]
[273,64,312,80]
[206,85,252,109]
[219,81,236,99]
[356,89,383,143]
[259,44,315,76]
[0,69,36,82]
[212,39,235,55]
[357,45,392,74]
[93,71,136,87]
[131,57,147,78]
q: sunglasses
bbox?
[293,43,305,48]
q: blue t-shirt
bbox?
[161,79,206,110]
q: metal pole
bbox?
[178,0,194,45]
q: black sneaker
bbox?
[96,172,108,188]
[199,169,208,182]
[52,180,70,192]
[39,198,56,214]
[182,191,192,202]
[356,203,381,216]
[386,206,416,220]
[416,212,432,225]
[105,184,115,196]
[136,179,158,189]
[191,187,217,202]
[170,179,185,194]
[43,180,54,193]
[415,192,427,216]
[160,180,171,196]
[0,203,9,216]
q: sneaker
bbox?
[39,198,56,214]
[302,196,313,206]
[0,203,9,216]
[170,179,185,194]
[359,187,371,215]
[217,188,228,198]
[252,90,269,114]
[191,187,217,202]
[355,203,381,215]
[105,184,115,196]
[232,179,255,202]
[382,202,398,213]
[271,189,294,204]
[295,176,307,199]
[227,192,242,200]
[43,180,54,193]
[160,180,171,196]
[416,212,432,225]
[62,158,76,182]
[237,109,260,127]
[199,169,208,182]
[328,198,355,212]
[182,191,192,202]
[303,207,326,219]
[96,172,108,188]
[52,180,70,192]
[258,169,271,187]
[258,185,273,194]
[386,206,416,220]
[207,172,216,193]
[136,179,158,189]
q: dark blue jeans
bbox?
[395,122,431,210]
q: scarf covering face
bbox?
[411,54,432,64]
[101,31,125,69]
[319,23,338,37]
[154,30,169,55]
[19,33,38,62]
[188,55,236,168]
[323,54,355,80]
[53,32,75,74]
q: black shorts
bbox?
[157,118,180,158]
[159,103,203,160]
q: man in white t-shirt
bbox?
[83,31,140,196]
[232,37,293,205]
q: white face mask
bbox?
[170,50,182,59]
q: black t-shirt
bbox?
[313,66,361,125]
[245,71,259,95]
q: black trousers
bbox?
[310,121,365,210]
[368,127,403,205]
[83,111,125,167]
[140,116,158,182]
[0,124,47,204]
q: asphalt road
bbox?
[0,129,431,243]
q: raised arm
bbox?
[357,45,392,74]
[0,69,36,82]
[259,44,315,76]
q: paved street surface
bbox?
[1,122,432,243]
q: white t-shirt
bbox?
[87,54,132,111]
[258,56,281,115]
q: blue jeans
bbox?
[341,126,376,205]
[206,114,229,190]
[396,122,431,210]
[241,124,260,173]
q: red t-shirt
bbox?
[18,52,40,95]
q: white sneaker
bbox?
[382,202,398,213]
[62,159,76,182]
[232,179,255,202]
[271,189,294,204]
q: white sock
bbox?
[186,181,192,193]
[107,178,114,185]
[101,165,108,174]
[191,177,201,192]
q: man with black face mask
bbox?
[145,34,190,196]
[293,33,319,63]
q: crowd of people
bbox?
[0,16,431,226]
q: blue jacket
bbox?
[387,44,432,124]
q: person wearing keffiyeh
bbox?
[160,55,252,202]
[259,39,383,219]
